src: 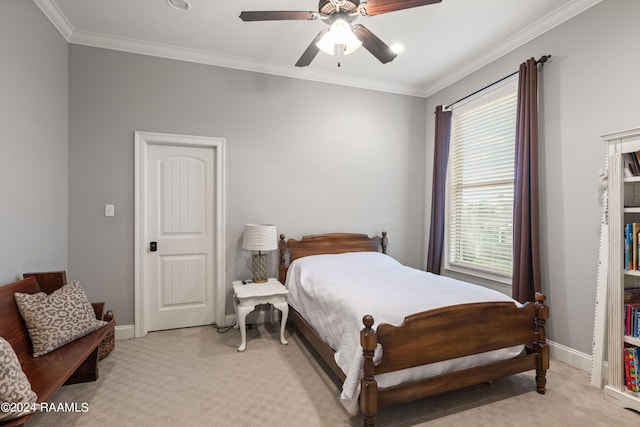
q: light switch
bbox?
[105,204,115,217]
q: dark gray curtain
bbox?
[512,58,541,303]
[427,105,452,274]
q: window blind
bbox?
[447,83,517,278]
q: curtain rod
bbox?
[444,55,551,110]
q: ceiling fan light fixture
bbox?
[316,32,336,55]
[316,18,362,56]
[342,31,362,55]
[329,19,352,44]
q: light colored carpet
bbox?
[26,323,640,426]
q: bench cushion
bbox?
[14,282,107,357]
[0,337,37,422]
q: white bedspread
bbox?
[285,251,522,415]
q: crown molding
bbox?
[33,0,73,40]
[35,0,602,99]
[421,0,603,97]
[68,28,426,97]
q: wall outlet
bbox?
[105,204,115,217]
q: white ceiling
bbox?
[35,0,601,97]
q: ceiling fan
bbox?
[239,0,443,67]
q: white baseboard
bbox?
[114,324,135,341]
[224,314,236,328]
[548,339,602,375]
[114,309,266,341]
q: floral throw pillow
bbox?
[14,281,108,357]
[0,337,37,421]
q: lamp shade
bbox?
[242,224,277,252]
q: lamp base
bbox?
[252,253,268,283]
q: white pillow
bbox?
[0,337,37,421]
[288,251,400,281]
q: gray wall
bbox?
[68,46,426,325]
[425,0,640,356]
[0,0,68,284]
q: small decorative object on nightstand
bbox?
[232,278,289,352]
[242,224,277,283]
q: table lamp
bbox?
[242,224,277,283]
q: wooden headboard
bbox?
[278,232,387,282]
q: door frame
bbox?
[134,131,226,338]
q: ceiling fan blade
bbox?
[352,25,397,64]
[359,0,442,16]
[295,30,328,67]
[239,11,316,21]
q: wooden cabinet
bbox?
[604,127,640,410]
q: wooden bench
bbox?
[0,272,115,427]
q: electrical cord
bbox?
[210,322,235,334]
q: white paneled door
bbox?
[135,132,225,337]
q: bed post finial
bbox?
[381,231,387,254]
[279,234,287,283]
[361,315,378,426]
[534,292,549,394]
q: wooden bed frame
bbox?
[278,232,549,427]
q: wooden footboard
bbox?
[360,292,549,426]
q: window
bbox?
[445,77,517,283]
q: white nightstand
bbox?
[232,278,289,352]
